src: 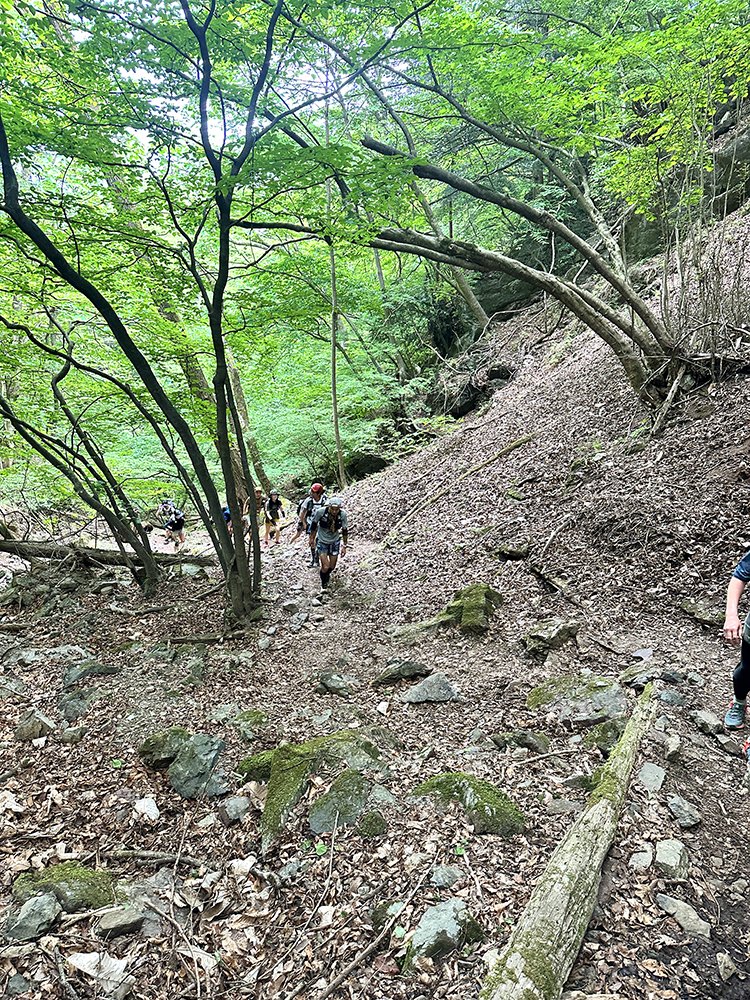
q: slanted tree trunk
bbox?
[482,686,655,1000]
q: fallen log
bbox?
[482,685,655,1000]
[0,538,215,567]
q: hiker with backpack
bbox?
[723,549,750,729]
[309,496,348,589]
[264,490,285,547]
[157,499,186,550]
[296,483,327,566]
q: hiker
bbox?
[309,496,348,589]
[242,487,264,538]
[298,483,327,566]
[264,490,285,547]
[222,504,232,533]
[723,548,750,729]
[157,499,186,550]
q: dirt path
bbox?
[3,320,750,999]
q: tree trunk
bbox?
[482,686,655,1000]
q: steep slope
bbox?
[2,304,749,1000]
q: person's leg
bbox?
[726,615,750,728]
[319,550,333,588]
[264,522,271,547]
[274,520,281,545]
[309,531,318,566]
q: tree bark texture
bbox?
[481,686,655,1000]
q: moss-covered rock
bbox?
[526,674,627,726]
[357,810,388,838]
[413,772,525,836]
[13,863,116,913]
[309,768,372,833]
[239,730,387,853]
[524,618,580,656]
[441,584,504,635]
[138,726,192,769]
[390,583,502,642]
[583,717,627,754]
[490,731,550,754]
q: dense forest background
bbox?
[1,0,749,612]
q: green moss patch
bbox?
[414,772,525,837]
[138,726,191,769]
[13,862,116,914]
[238,730,387,853]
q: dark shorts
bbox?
[165,517,185,533]
[316,538,341,556]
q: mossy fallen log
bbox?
[0,538,215,567]
[481,685,655,1000]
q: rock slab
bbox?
[400,672,459,704]
[667,793,701,828]
[638,762,666,793]
[407,898,483,962]
[168,734,231,798]
[6,893,61,940]
[656,893,711,939]
[655,839,689,880]
[96,906,145,939]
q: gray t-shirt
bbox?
[311,507,348,544]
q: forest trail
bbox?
[3,316,750,1000]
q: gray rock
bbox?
[545,798,581,816]
[58,687,98,723]
[167,734,231,798]
[632,647,654,661]
[407,898,483,962]
[219,796,252,826]
[490,730,550,754]
[717,952,739,982]
[524,619,580,656]
[655,839,689,880]
[430,865,463,889]
[60,725,87,745]
[258,636,272,651]
[656,893,711,938]
[658,689,686,706]
[638,763,666,793]
[653,715,670,732]
[0,673,27,699]
[96,905,145,939]
[281,599,301,614]
[692,710,723,735]
[14,708,55,741]
[686,671,706,686]
[6,973,31,996]
[63,659,120,688]
[527,674,626,726]
[629,846,653,871]
[497,538,529,561]
[717,734,742,756]
[667,793,701,828]
[399,672,459,704]
[6,893,61,940]
[665,735,682,760]
[618,662,663,689]
[372,659,432,687]
[315,670,359,698]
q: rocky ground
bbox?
[2,313,750,1000]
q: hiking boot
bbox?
[724,701,747,729]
